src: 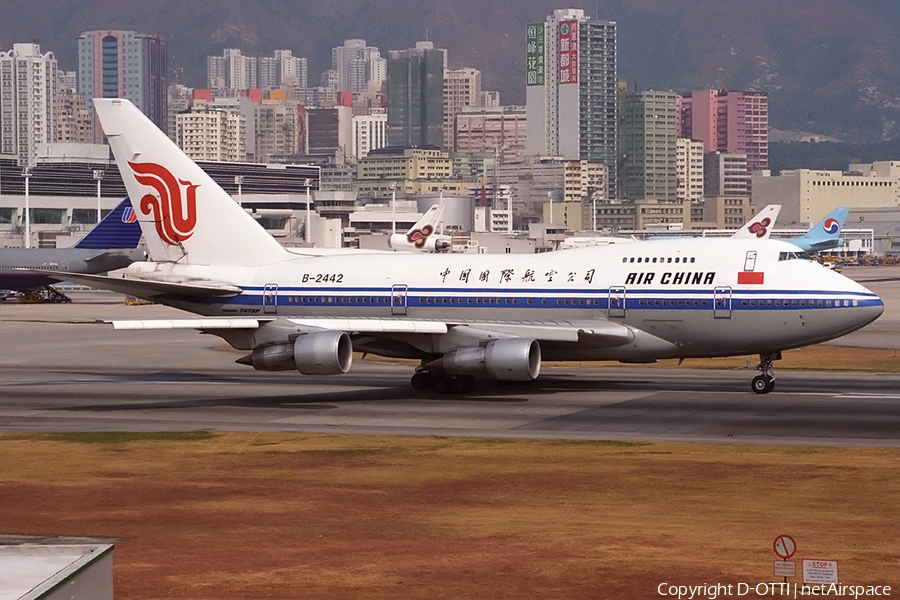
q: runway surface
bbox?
[1,270,899,447]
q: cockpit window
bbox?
[778,251,813,261]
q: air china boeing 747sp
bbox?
[56,99,884,395]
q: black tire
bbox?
[410,372,430,390]
[432,375,450,394]
[751,375,775,394]
[450,375,475,394]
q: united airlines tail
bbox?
[74,197,143,249]
[732,205,780,239]
[791,206,848,253]
[93,98,289,267]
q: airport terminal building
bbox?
[0,147,319,248]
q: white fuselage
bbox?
[123,237,883,362]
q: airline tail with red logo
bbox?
[94,99,290,267]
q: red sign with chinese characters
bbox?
[558,20,578,84]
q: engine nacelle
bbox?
[389,234,451,252]
[245,331,353,375]
[441,338,541,381]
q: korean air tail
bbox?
[74,197,143,249]
[732,205,780,239]
[790,206,849,253]
[93,98,289,267]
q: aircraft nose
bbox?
[856,286,884,326]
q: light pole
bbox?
[438,185,444,235]
[304,178,311,244]
[234,176,244,202]
[507,187,512,234]
[93,170,104,224]
[22,167,32,248]
[390,182,397,235]
[547,191,553,225]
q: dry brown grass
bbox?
[1,433,898,599]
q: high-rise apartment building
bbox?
[386,44,444,148]
[57,70,91,144]
[443,67,482,150]
[676,138,704,203]
[0,43,57,164]
[175,107,246,162]
[677,89,769,173]
[704,152,749,197]
[454,106,526,161]
[332,39,384,95]
[352,113,388,160]
[617,87,678,202]
[207,49,309,93]
[275,50,308,88]
[306,106,353,157]
[253,101,301,162]
[77,30,167,142]
[525,9,618,196]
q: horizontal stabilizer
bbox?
[44,271,242,298]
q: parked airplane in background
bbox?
[388,204,451,252]
[732,205,780,239]
[0,198,145,296]
[53,99,883,395]
[790,207,849,254]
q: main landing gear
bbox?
[751,351,781,394]
[410,366,475,394]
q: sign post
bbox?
[773,534,797,584]
[802,559,838,585]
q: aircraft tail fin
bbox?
[791,206,849,253]
[93,98,290,267]
[74,197,143,249]
[406,204,444,236]
[732,205,780,239]
[389,204,448,251]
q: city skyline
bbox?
[1,0,899,141]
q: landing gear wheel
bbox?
[751,352,781,394]
[432,374,450,394]
[410,372,431,390]
[751,375,775,394]
[449,375,475,394]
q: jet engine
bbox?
[242,330,353,375]
[388,234,451,253]
[439,338,541,381]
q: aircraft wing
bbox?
[45,271,242,298]
[106,316,636,347]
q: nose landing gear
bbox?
[751,351,781,394]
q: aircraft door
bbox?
[263,283,278,314]
[713,286,732,319]
[608,286,626,318]
[744,251,758,271]
[391,284,408,315]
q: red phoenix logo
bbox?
[407,225,435,249]
[129,161,200,246]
